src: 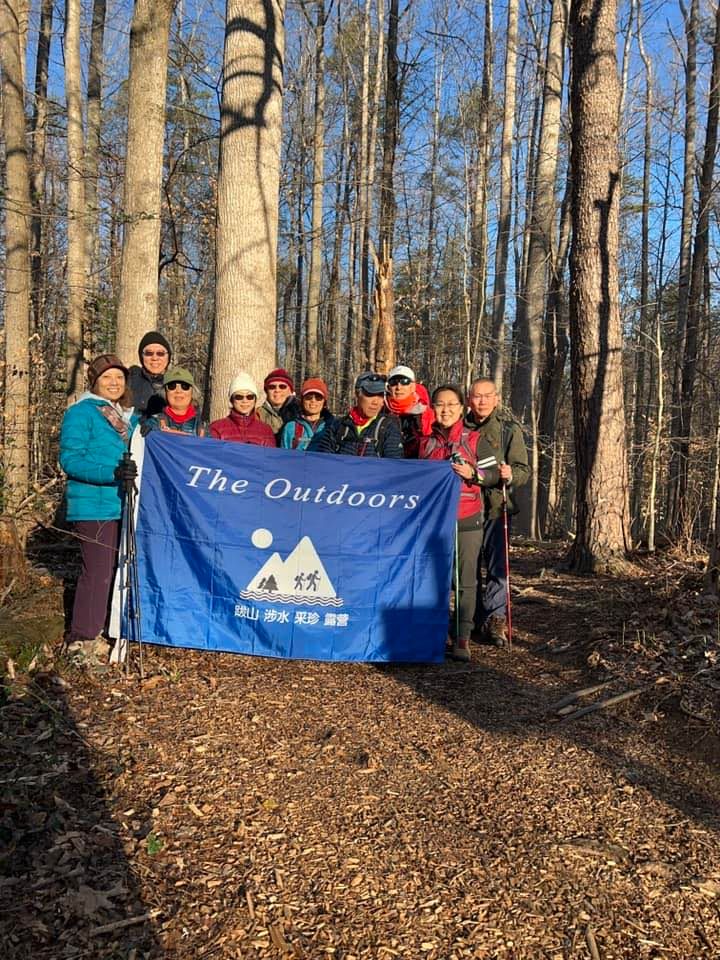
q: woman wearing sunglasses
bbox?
[280,377,335,451]
[384,364,434,458]
[210,373,277,446]
[143,367,209,436]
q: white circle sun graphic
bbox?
[251,528,273,549]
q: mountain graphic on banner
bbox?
[240,536,344,607]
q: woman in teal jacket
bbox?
[59,354,138,650]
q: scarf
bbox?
[385,391,419,416]
[99,402,129,443]
[164,404,197,425]
[349,406,376,434]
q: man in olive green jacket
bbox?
[465,379,530,646]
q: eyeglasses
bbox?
[166,381,192,391]
[433,401,462,409]
[303,393,324,401]
[143,350,168,358]
[388,375,413,386]
[267,383,289,391]
[232,393,255,401]
[470,392,496,401]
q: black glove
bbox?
[114,454,138,484]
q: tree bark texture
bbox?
[65,0,88,401]
[568,0,630,572]
[84,0,108,352]
[115,0,175,364]
[211,0,285,421]
[1,0,31,509]
[305,0,325,375]
[29,0,52,334]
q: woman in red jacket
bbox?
[419,384,499,661]
[210,373,277,446]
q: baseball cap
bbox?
[163,366,195,388]
[388,365,415,382]
[355,372,387,396]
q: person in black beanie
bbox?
[128,331,172,416]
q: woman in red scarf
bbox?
[143,367,208,436]
[384,365,434,458]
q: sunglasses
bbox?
[388,375,413,386]
[166,381,192,391]
[267,383,289,391]
[143,350,168,358]
[303,392,324,401]
[232,393,256,401]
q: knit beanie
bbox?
[138,331,172,362]
[263,368,294,392]
[87,354,128,389]
[228,372,259,399]
[301,377,329,400]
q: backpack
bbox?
[338,415,390,456]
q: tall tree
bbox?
[0,0,31,511]
[28,0,52,333]
[305,0,326,374]
[489,0,518,393]
[674,1,720,534]
[511,0,566,537]
[210,0,285,420]
[115,0,175,363]
[65,0,88,400]
[84,0,108,352]
[568,0,630,572]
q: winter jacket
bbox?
[385,384,435,458]
[128,365,166,416]
[316,412,404,458]
[143,408,209,437]
[419,420,500,520]
[210,410,277,446]
[59,393,137,521]
[464,408,530,518]
[257,395,303,436]
[280,409,336,451]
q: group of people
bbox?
[59,330,529,664]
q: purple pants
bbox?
[69,520,119,641]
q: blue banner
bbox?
[132,432,460,662]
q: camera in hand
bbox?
[450,452,466,466]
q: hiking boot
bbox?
[485,615,508,648]
[450,638,471,662]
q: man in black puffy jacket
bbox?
[317,372,404,458]
[127,331,173,416]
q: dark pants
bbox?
[451,522,484,641]
[69,520,119,641]
[475,515,510,627]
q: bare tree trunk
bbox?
[84,0,107,357]
[211,0,285,420]
[667,0,698,532]
[674,2,720,539]
[489,0,518,393]
[373,0,400,369]
[29,0,52,334]
[116,0,175,363]
[511,0,565,538]
[0,0,31,510]
[305,0,325,374]
[65,0,88,401]
[568,0,630,572]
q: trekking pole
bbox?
[501,479,513,648]
[454,521,460,650]
[119,453,145,679]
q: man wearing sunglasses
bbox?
[127,330,173,416]
[257,367,302,437]
[142,367,208,437]
[317,372,403,458]
[384,364,434,458]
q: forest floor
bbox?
[1,537,719,960]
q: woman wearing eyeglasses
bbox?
[143,367,209,437]
[280,377,335,451]
[127,331,173,416]
[419,384,499,661]
[384,364,434,458]
[210,373,277,446]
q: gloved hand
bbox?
[114,454,138,484]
